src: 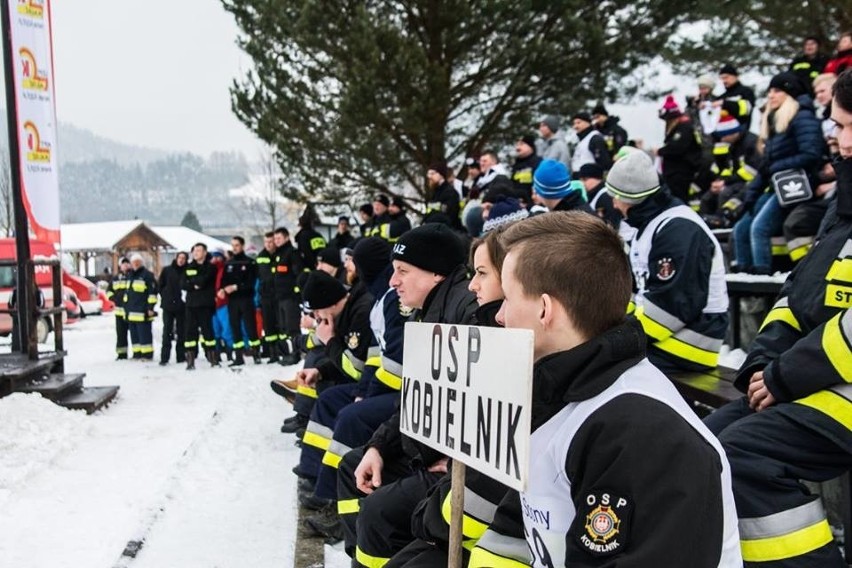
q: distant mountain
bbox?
[57,122,171,166]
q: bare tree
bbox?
[230,147,300,238]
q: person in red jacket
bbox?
[210,250,233,362]
[825,31,852,76]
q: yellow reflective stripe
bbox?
[297,385,318,398]
[306,333,316,349]
[148,295,158,304]
[825,284,852,308]
[355,547,389,568]
[321,450,343,469]
[131,282,147,292]
[302,431,331,451]
[184,340,197,347]
[712,143,730,155]
[792,62,811,71]
[759,307,802,332]
[186,269,198,276]
[740,519,834,562]
[441,491,489,540]
[626,300,636,315]
[256,257,271,264]
[827,258,852,283]
[789,243,811,262]
[822,314,852,382]
[654,335,719,367]
[126,313,146,322]
[737,99,750,117]
[736,164,756,181]
[310,237,326,250]
[468,547,529,568]
[796,390,852,430]
[375,366,402,390]
[365,355,381,368]
[634,306,674,342]
[338,498,359,515]
[342,353,362,380]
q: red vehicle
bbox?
[0,239,79,343]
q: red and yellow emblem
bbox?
[23,121,51,163]
[19,48,49,91]
[17,0,44,18]
[584,504,621,544]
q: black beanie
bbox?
[429,161,449,179]
[572,111,592,124]
[769,71,806,99]
[720,63,738,76]
[317,247,342,268]
[518,134,537,151]
[391,223,465,276]
[353,237,391,284]
[302,270,348,310]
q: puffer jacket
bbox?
[743,95,825,211]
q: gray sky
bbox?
[50,0,262,157]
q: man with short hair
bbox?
[124,254,158,360]
[606,149,728,372]
[182,243,218,369]
[571,111,612,172]
[715,64,756,129]
[220,236,260,366]
[387,197,411,241]
[158,251,187,365]
[358,204,375,237]
[256,232,279,362]
[425,163,462,230]
[704,67,852,568]
[789,36,829,94]
[365,195,392,238]
[592,103,629,158]
[511,134,541,204]
[331,216,355,250]
[295,210,328,271]
[106,257,132,360]
[336,224,478,565]
[468,212,741,567]
[273,227,303,365]
[538,115,570,167]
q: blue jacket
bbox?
[743,95,825,210]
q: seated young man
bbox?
[469,211,742,567]
[334,223,478,565]
[607,148,729,372]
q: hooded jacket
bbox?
[158,258,186,312]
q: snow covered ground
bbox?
[0,315,306,568]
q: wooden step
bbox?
[15,373,86,399]
[0,351,65,383]
[56,386,119,414]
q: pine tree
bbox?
[180,210,202,232]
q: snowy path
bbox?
[0,315,303,568]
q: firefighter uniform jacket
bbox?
[273,242,302,300]
[366,265,478,467]
[789,53,829,93]
[625,192,728,371]
[255,248,275,299]
[313,283,374,386]
[182,257,216,308]
[124,266,158,322]
[295,227,327,271]
[736,159,852,409]
[106,272,130,318]
[716,81,756,128]
[358,287,408,399]
[469,318,742,567]
[221,251,257,299]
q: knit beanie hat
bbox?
[572,111,593,124]
[719,63,738,76]
[482,196,530,234]
[577,163,605,180]
[352,237,391,284]
[591,103,608,117]
[714,111,741,137]
[390,223,466,276]
[391,196,406,209]
[658,95,682,120]
[518,134,537,152]
[605,150,661,204]
[428,162,449,179]
[769,71,806,99]
[302,270,348,310]
[532,159,573,199]
[317,247,342,268]
[374,194,390,207]
[359,203,374,216]
[540,115,560,132]
[697,74,716,89]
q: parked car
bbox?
[62,271,101,316]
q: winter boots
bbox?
[278,337,301,366]
[229,349,245,368]
[185,351,196,371]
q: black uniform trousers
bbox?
[260,295,278,356]
[228,296,259,350]
[128,321,154,359]
[705,397,850,567]
[386,539,461,568]
[160,308,185,363]
[184,306,216,353]
[337,447,442,564]
[276,295,300,350]
[298,387,397,499]
[115,315,129,357]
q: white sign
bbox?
[7,0,61,246]
[400,322,534,491]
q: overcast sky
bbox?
[49,0,263,158]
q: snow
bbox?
[150,226,232,254]
[725,271,789,284]
[0,315,303,567]
[61,220,146,252]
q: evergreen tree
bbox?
[180,210,203,232]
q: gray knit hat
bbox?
[540,115,560,133]
[605,150,660,204]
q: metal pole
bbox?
[448,460,466,568]
[0,0,32,357]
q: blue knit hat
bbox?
[532,159,574,199]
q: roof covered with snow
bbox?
[60,221,230,253]
[151,226,231,253]
[60,220,147,252]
